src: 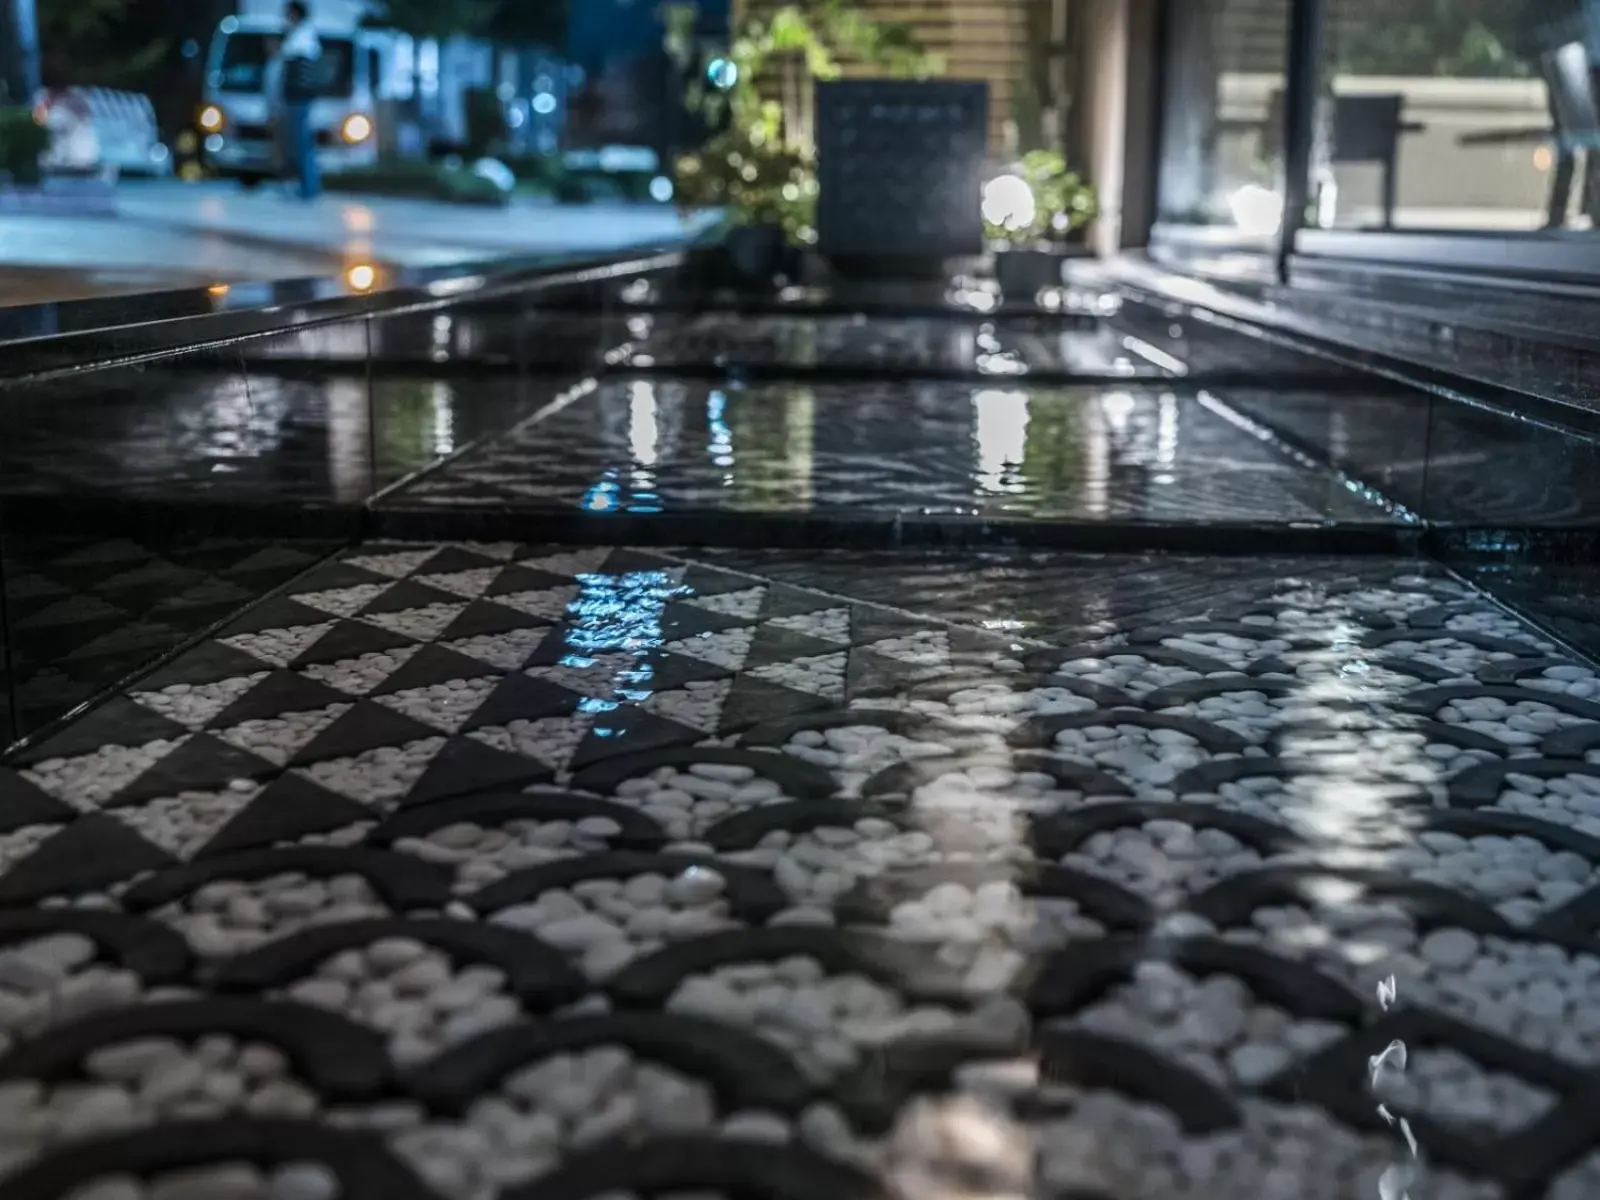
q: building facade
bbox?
[730,0,1062,157]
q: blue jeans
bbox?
[283,102,320,200]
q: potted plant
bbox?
[664,1,932,289]
[672,111,817,288]
[985,149,1099,298]
[0,106,50,188]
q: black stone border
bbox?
[1189,866,1515,937]
[606,927,972,1008]
[834,862,1155,933]
[1006,710,1251,754]
[1276,1007,1600,1195]
[859,753,1131,803]
[1035,1025,1243,1134]
[703,799,905,852]
[0,998,390,1098]
[405,1012,813,1115]
[502,1136,884,1200]
[206,917,588,1009]
[0,1119,440,1200]
[0,911,191,984]
[465,852,788,923]
[1028,934,1366,1023]
[571,748,837,800]
[1031,801,1302,859]
[365,791,668,849]
[121,847,453,913]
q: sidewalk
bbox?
[0,181,713,305]
[114,180,714,267]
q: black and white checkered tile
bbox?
[2,536,337,742]
[1,544,1599,1199]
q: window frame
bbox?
[1151,0,1600,284]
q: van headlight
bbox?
[198,105,224,132]
[341,113,373,144]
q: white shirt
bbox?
[281,23,322,61]
[270,23,322,104]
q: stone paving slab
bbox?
[1,543,1600,1197]
[385,380,1406,531]
[620,312,1162,379]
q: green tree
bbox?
[369,0,499,43]
[1331,0,1583,78]
[484,0,570,49]
[38,0,167,88]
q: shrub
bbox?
[0,107,50,185]
[464,89,508,159]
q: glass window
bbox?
[216,33,357,98]
[1155,0,1292,238]
[1316,0,1588,231]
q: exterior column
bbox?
[0,0,40,106]
[1080,0,1130,254]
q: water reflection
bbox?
[972,390,1030,495]
[555,568,688,736]
[633,312,1159,377]
[707,389,735,473]
[402,378,1400,526]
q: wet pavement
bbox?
[0,214,343,305]
[114,183,715,269]
[1,545,1598,1200]
[384,375,1405,532]
[0,280,1595,1200]
[0,183,711,306]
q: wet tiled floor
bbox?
[622,313,1163,378]
[2,280,1597,1200]
[4,542,1600,1198]
[386,378,1405,530]
[0,536,339,744]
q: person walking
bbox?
[274,0,323,200]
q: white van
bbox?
[200,14,384,185]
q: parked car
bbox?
[33,87,172,181]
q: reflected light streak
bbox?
[977,351,1027,376]
[426,274,486,297]
[1100,391,1136,433]
[429,381,455,457]
[557,570,689,732]
[1265,602,1441,857]
[629,381,660,467]
[972,389,1030,495]
[1081,397,1109,518]
[1155,392,1179,483]
[707,389,735,476]
[949,285,999,313]
[581,475,621,512]
[1119,335,1187,375]
[886,1095,1034,1200]
[342,204,376,234]
[326,379,370,505]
